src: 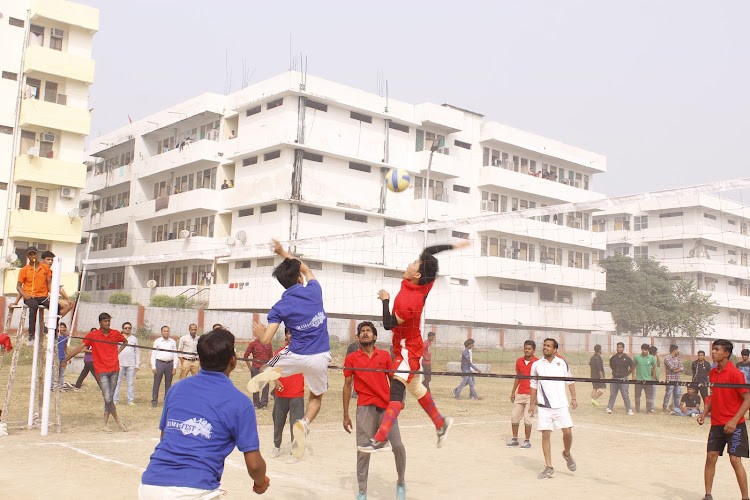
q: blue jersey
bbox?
[141,370,259,490]
[57,334,68,361]
[267,279,330,355]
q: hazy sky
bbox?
[81,0,750,197]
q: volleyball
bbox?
[385,168,411,192]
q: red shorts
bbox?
[392,332,424,383]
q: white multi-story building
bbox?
[594,194,750,340]
[0,0,98,293]
[82,71,614,336]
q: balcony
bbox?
[23,44,95,84]
[135,140,227,180]
[31,0,99,32]
[478,166,604,204]
[480,218,600,249]
[417,150,460,178]
[665,258,750,281]
[8,210,82,244]
[3,269,79,295]
[132,188,222,222]
[471,256,607,290]
[84,206,130,232]
[86,163,132,193]
[135,238,222,259]
[19,98,90,136]
[14,154,86,189]
[404,195,472,222]
[641,224,750,249]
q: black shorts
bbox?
[592,381,606,390]
[707,423,749,458]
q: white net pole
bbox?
[40,256,61,436]
[27,313,41,427]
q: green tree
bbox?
[108,292,132,305]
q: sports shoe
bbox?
[702,494,713,500]
[605,408,612,414]
[506,438,519,447]
[247,367,282,394]
[538,466,554,479]
[437,416,453,448]
[358,438,391,453]
[285,453,298,464]
[127,401,136,406]
[396,484,406,500]
[590,399,599,407]
[519,440,531,449]
[562,451,576,471]
[270,447,281,458]
[626,410,634,416]
[291,419,310,459]
[669,411,678,416]
[452,388,459,400]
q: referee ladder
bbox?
[0,304,29,424]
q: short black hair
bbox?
[641,343,650,350]
[356,321,377,337]
[648,346,658,355]
[41,250,55,260]
[616,342,625,348]
[198,328,236,372]
[524,340,536,349]
[122,322,132,329]
[427,332,436,338]
[272,258,302,289]
[670,344,679,353]
[212,323,222,330]
[464,338,475,348]
[698,350,705,355]
[713,339,733,356]
[594,344,602,353]
[98,312,111,322]
[742,348,750,357]
[418,254,439,286]
[544,338,559,349]
[59,322,67,328]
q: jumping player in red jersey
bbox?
[358,240,470,453]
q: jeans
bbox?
[607,380,632,412]
[634,384,655,412]
[272,396,304,448]
[23,296,48,340]
[672,407,699,417]
[75,361,99,388]
[98,371,119,414]
[251,366,269,408]
[115,366,136,403]
[454,373,478,399]
[663,383,683,410]
[152,360,174,405]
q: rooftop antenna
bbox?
[299,53,307,90]
[224,50,232,95]
[241,58,255,89]
[384,79,389,113]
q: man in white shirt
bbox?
[178,323,200,379]
[529,338,577,480]
[151,325,178,407]
[115,321,140,405]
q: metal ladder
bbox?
[0,304,29,424]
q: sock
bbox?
[418,392,444,430]
[373,401,403,442]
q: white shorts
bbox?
[267,347,331,396]
[537,406,573,431]
[138,483,222,499]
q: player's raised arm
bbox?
[378,289,404,330]
[272,239,315,282]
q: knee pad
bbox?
[407,378,427,400]
[390,379,406,403]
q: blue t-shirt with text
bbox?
[267,279,330,355]
[57,334,68,361]
[141,370,260,490]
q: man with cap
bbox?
[16,247,52,343]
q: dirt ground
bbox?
[1,354,747,499]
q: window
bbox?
[659,211,683,218]
[266,98,283,110]
[452,231,469,239]
[238,208,254,217]
[348,162,371,173]
[659,243,683,249]
[705,245,718,252]
[0,183,7,190]
[307,260,323,270]
[345,212,367,223]
[634,215,648,231]
[246,105,261,116]
[2,71,17,81]
[728,219,737,226]
[613,216,630,231]
[264,150,281,161]
[385,219,405,227]
[388,121,409,133]
[29,24,44,46]
[539,287,556,302]
[634,246,649,259]
[242,156,258,166]
[592,218,605,232]
[343,264,365,274]
[454,140,471,150]
[452,184,470,194]
[299,205,322,216]
[306,100,327,112]
[350,111,372,123]
[704,213,717,220]
[235,261,251,269]
[25,78,41,99]
[0,125,12,135]
[260,204,277,214]
[44,81,58,103]
[170,266,189,287]
[34,189,49,212]
[9,17,24,28]
[302,152,323,162]
[450,278,468,286]
[257,258,275,267]
[17,186,31,210]
[50,28,63,51]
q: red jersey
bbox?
[392,279,434,339]
[83,329,125,374]
[244,340,272,369]
[709,362,749,426]
[515,356,539,395]
[422,339,433,365]
[274,345,304,398]
[344,347,393,410]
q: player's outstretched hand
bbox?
[453,239,472,250]
[253,476,270,494]
[271,239,289,259]
[377,289,390,301]
[343,415,353,433]
[252,321,266,338]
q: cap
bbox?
[26,247,38,254]
[98,312,112,322]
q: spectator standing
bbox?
[508,340,538,449]
[632,343,657,413]
[270,329,305,462]
[151,326,178,408]
[114,322,139,405]
[672,384,701,417]
[178,324,200,379]
[55,322,70,389]
[589,344,606,406]
[693,350,712,403]
[735,349,750,385]
[422,332,436,392]
[245,330,273,410]
[452,339,482,400]
[606,342,634,415]
[663,344,684,413]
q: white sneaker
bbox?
[437,416,453,448]
[270,447,281,458]
[246,367,282,394]
[291,419,309,459]
[285,453,299,464]
[626,410,635,416]
[605,408,613,414]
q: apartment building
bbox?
[0,0,98,294]
[594,194,750,339]
[83,71,613,334]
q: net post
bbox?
[40,256,61,436]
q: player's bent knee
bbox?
[390,379,406,402]
[406,379,427,400]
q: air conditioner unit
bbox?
[56,94,67,105]
[60,187,76,199]
[480,200,495,212]
[41,133,55,142]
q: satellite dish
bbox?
[235,230,247,244]
[179,229,191,239]
[27,147,39,156]
[68,208,80,218]
[225,236,236,246]
[146,279,157,288]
